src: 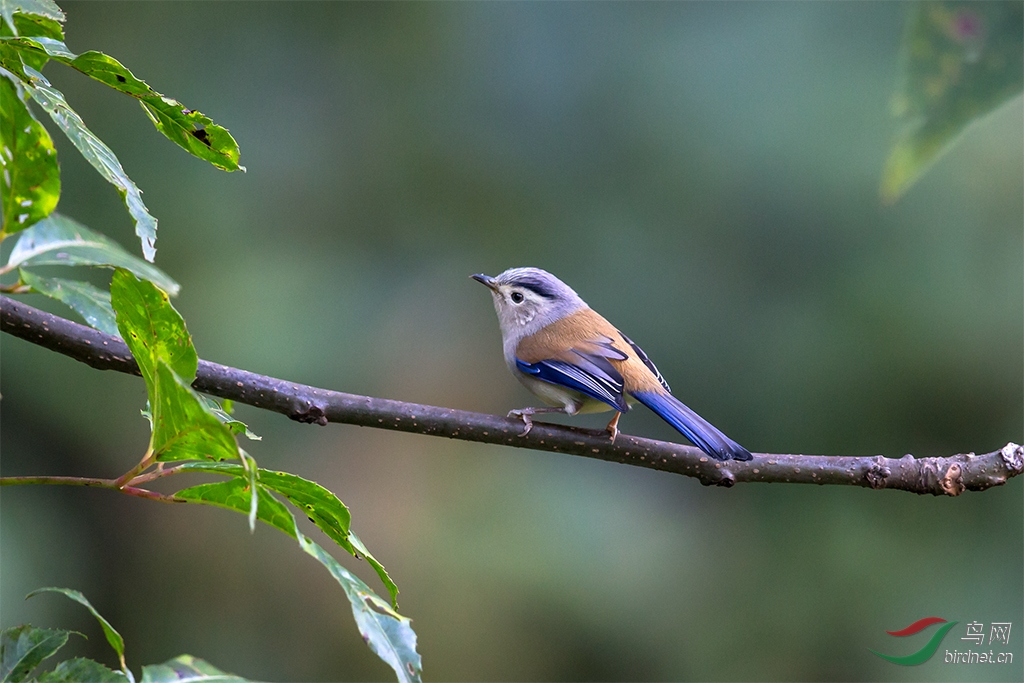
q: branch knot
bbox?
[865,459,890,489]
[1000,442,1023,473]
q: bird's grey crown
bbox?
[495,267,582,303]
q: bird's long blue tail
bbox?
[630,391,752,461]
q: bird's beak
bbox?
[471,273,498,291]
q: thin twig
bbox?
[2,295,1021,495]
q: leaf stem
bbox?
[113,447,155,489]
[0,474,183,503]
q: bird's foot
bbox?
[507,409,535,437]
[604,412,621,443]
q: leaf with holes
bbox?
[1,35,242,171]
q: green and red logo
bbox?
[871,617,959,665]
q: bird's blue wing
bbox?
[516,347,629,413]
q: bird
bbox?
[472,267,752,462]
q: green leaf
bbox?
[0,1,64,36]
[71,50,242,172]
[175,461,398,607]
[110,269,194,384]
[347,530,399,610]
[0,10,63,77]
[19,269,118,335]
[148,361,240,462]
[172,476,419,681]
[139,96,243,173]
[0,37,242,172]
[19,65,158,261]
[0,625,69,683]
[297,533,422,683]
[37,658,127,683]
[0,75,58,235]
[882,1,1024,203]
[110,270,239,463]
[197,395,260,441]
[253,469,352,543]
[5,214,179,295]
[254,471,397,606]
[25,588,126,672]
[140,655,247,683]
[175,476,297,537]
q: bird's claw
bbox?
[507,409,534,437]
[604,412,621,443]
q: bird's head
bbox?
[471,267,586,336]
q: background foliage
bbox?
[2,2,1021,681]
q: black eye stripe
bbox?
[512,278,558,299]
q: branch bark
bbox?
[2,295,1021,495]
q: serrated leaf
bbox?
[110,269,194,384]
[26,588,125,671]
[882,1,1024,203]
[5,214,179,295]
[0,75,58,235]
[19,65,158,260]
[0,625,69,683]
[0,1,64,36]
[37,658,127,683]
[19,269,118,335]
[197,395,260,440]
[297,533,422,683]
[140,655,247,683]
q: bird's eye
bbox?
[510,291,524,304]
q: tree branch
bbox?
[2,295,1021,495]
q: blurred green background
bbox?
[2,2,1021,681]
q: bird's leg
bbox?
[604,412,621,443]
[507,406,567,437]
